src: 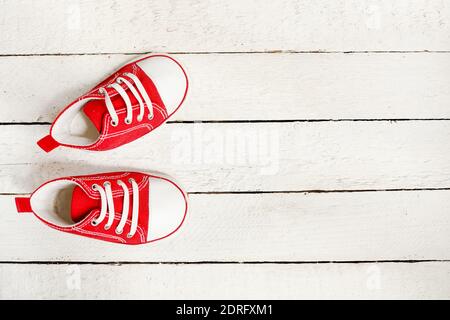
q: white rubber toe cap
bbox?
[137,55,188,116]
[147,176,187,242]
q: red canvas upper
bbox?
[38,55,188,152]
[15,172,188,245]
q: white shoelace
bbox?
[91,179,139,238]
[98,73,154,126]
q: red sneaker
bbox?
[14,172,188,245]
[37,54,188,152]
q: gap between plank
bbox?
[189,187,450,195]
[168,119,450,123]
[0,50,450,57]
[3,187,450,197]
[2,119,450,126]
[0,259,448,265]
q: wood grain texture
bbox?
[1,53,450,122]
[1,0,450,300]
[1,190,449,262]
[1,262,449,299]
[1,0,449,54]
[0,121,449,193]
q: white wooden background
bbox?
[1,0,450,299]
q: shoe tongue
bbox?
[82,100,108,132]
[83,84,141,132]
[71,185,101,223]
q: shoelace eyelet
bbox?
[91,177,139,240]
[92,184,99,191]
[137,115,143,122]
[101,74,153,130]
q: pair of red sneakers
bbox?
[15,54,189,245]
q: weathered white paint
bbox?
[0,122,449,193]
[1,53,450,122]
[1,0,449,300]
[1,0,449,54]
[1,262,449,299]
[1,190,449,262]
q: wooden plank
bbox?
[1,190,449,262]
[0,121,450,193]
[1,0,449,54]
[1,262,449,299]
[1,53,450,123]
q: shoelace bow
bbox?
[98,73,154,126]
[91,178,139,238]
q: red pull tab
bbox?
[37,134,60,153]
[15,197,32,213]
